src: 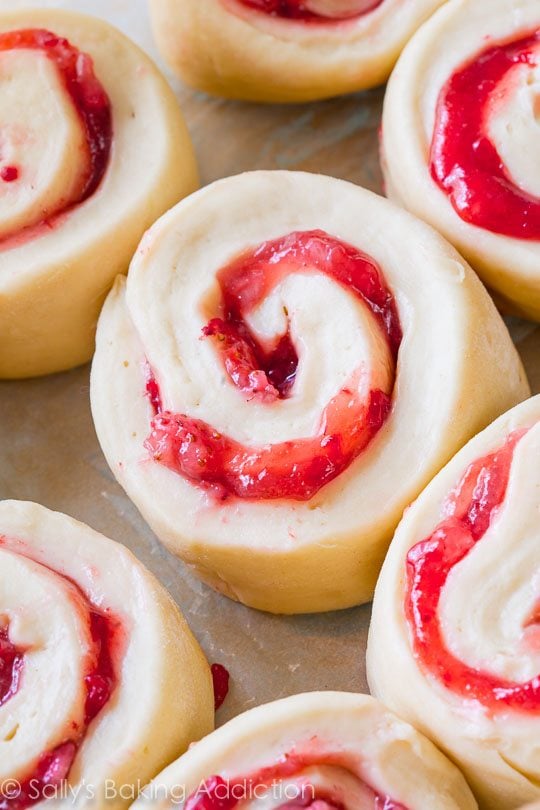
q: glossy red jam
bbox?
[0,29,112,245]
[145,230,400,502]
[184,751,406,809]
[0,543,121,809]
[202,319,297,402]
[211,663,230,711]
[1,742,77,810]
[0,166,19,183]
[145,364,163,414]
[83,611,118,726]
[235,0,384,22]
[405,429,540,711]
[0,627,24,707]
[430,31,540,239]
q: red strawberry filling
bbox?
[430,30,540,239]
[0,28,112,247]
[0,628,24,708]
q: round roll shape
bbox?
[90,170,528,614]
[381,0,540,320]
[0,8,197,379]
[368,396,540,809]
[0,500,214,809]
[148,0,447,103]
[131,691,477,809]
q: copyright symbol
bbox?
[1,780,21,799]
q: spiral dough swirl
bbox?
[381,0,540,320]
[90,171,528,614]
[368,396,540,809]
[0,8,197,378]
[0,501,213,810]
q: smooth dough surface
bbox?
[149,0,447,102]
[381,0,540,320]
[367,396,540,810]
[130,691,477,810]
[0,500,214,809]
[90,170,529,614]
[0,8,198,379]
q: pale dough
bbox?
[130,691,478,810]
[148,0,448,102]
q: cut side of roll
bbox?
[381,0,540,320]
[131,691,477,810]
[90,170,528,614]
[148,0,447,102]
[0,500,213,810]
[368,396,540,809]
[0,8,197,379]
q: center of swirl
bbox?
[145,229,401,502]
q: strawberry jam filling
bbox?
[145,230,400,502]
[0,548,120,809]
[430,31,540,239]
[211,663,230,711]
[405,428,540,711]
[0,627,24,707]
[0,166,19,183]
[234,0,384,22]
[184,751,406,809]
[0,28,112,246]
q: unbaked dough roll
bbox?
[0,500,213,810]
[0,8,197,379]
[148,0,447,102]
[90,170,528,614]
[381,0,540,320]
[131,691,477,810]
[368,396,540,809]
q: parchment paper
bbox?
[1,0,539,726]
